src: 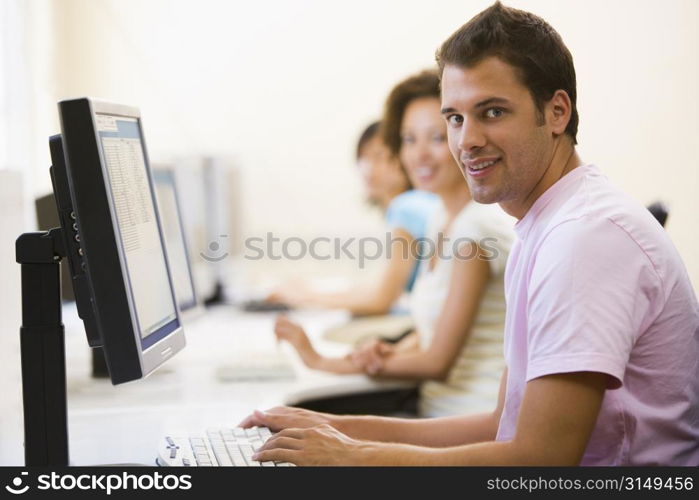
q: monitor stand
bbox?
[16,228,69,466]
[16,228,150,467]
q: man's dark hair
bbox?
[436,1,579,143]
[381,69,441,156]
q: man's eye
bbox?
[447,115,463,126]
[401,136,415,144]
[485,108,505,119]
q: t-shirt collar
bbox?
[513,164,596,240]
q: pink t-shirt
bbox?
[496,164,699,465]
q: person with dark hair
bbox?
[271,68,515,418]
[268,121,437,314]
[241,2,698,465]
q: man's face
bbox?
[441,57,557,217]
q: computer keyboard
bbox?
[156,426,295,466]
[214,351,297,382]
[240,299,290,313]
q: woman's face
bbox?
[399,97,463,195]
[357,135,408,204]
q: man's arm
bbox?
[242,368,508,447]
[335,365,507,446]
[252,371,607,465]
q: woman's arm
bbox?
[279,243,491,379]
[273,315,365,374]
[370,242,491,379]
[269,228,416,315]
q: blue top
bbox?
[384,190,439,292]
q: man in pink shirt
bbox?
[240,2,699,465]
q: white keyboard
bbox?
[156,426,295,467]
[214,352,296,382]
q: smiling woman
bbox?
[274,69,516,418]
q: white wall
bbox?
[0,171,25,463]
[17,0,699,288]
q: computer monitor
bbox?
[152,167,201,316]
[56,97,185,384]
[169,157,219,302]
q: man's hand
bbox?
[238,406,335,433]
[252,424,369,466]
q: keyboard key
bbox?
[240,444,261,466]
[212,448,233,466]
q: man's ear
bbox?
[547,89,572,136]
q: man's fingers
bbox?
[256,436,302,452]
[251,409,306,432]
[251,448,297,464]
[239,408,274,428]
[275,427,306,439]
[241,405,309,428]
[237,415,257,428]
[239,409,274,429]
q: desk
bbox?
[0,303,414,466]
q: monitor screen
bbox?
[94,114,179,347]
[57,98,185,384]
[153,168,198,312]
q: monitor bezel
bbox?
[58,97,185,384]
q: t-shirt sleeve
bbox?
[526,216,663,389]
[385,191,435,239]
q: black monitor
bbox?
[56,98,185,384]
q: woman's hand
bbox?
[349,339,395,375]
[274,315,320,368]
[267,280,312,307]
